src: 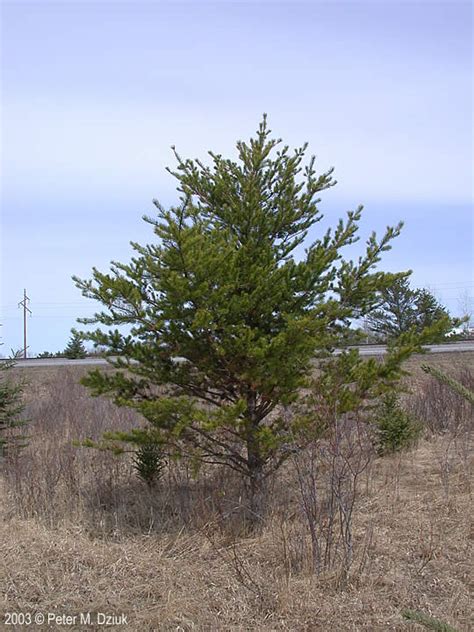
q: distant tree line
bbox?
[37,330,108,359]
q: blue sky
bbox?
[1,0,472,356]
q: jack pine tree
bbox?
[74,116,422,517]
[63,329,87,359]
[366,277,457,341]
[0,339,27,457]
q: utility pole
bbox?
[18,289,32,359]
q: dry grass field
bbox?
[1,352,473,631]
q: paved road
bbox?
[351,341,474,356]
[10,340,474,368]
[13,357,112,368]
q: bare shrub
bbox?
[290,414,373,584]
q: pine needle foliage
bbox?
[366,278,458,342]
[73,116,422,512]
[133,441,166,487]
[64,329,87,359]
[373,391,421,455]
[0,347,27,457]
[421,364,474,405]
[402,609,459,632]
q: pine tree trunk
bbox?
[245,391,266,526]
[248,460,266,523]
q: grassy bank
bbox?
[1,355,472,630]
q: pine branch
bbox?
[421,365,474,405]
[402,609,459,632]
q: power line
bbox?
[1,285,473,309]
